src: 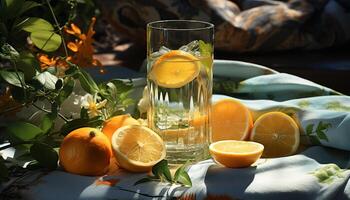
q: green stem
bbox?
[38,31,55,52]
[10,60,27,101]
[32,103,69,122]
[45,0,68,57]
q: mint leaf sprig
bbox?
[134,160,192,187]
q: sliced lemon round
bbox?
[111,125,166,172]
[250,112,300,158]
[209,140,264,168]
[149,50,200,88]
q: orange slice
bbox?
[211,99,253,142]
[111,125,165,172]
[209,140,264,168]
[250,112,300,158]
[149,50,200,88]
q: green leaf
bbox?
[174,161,192,187]
[106,82,118,98]
[119,90,132,100]
[0,70,25,87]
[325,101,350,112]
[16,51,39,80]
[40,113,55,134]
[65,65,79,76]
[305,124,314,136]
[315,122,331,142]
[78,69,99,94]
[35,71,58,90]
[20,17,54,32]
[110,79,133,93]
[0,43,19,60]
[0,157,9,182]
[174,161,189,182]
[316,121,324,132]
[30,142,58,170]
[316,121,332,132]
[134,177,159,186]
[60,117,104,136]
[6,122,43,142]
[316,129,329,142]
[56,78,75,105]
[122,98,134,107]
[152,160,172,182]
[199,40,212,56]
[175,170,192,187]
[311,164,345,184]
[18,1,41,16]
[30,31,61,52]
[4,0,24,19]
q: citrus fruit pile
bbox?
[210,98,300,167]
[59,115,165,176]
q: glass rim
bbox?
[147,20,214,31]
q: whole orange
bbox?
[102,114,140,141]
[59,127,112,176]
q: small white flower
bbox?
[81,94,107,118]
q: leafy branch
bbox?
[45,0,68,57]
[0,0,134,182]
[134,160,192,187]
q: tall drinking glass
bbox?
[147,20,214,164]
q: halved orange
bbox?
[209,140,264,168]
[111,125,165,172]
[211,99,253,142]
[102,114,140,141]
[148,50,200,88]
[250,112,300,158]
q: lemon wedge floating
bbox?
[148,50,200,88]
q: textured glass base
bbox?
[166,144,209,165]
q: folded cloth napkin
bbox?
[214,73,341,101]
[1,146,349,200]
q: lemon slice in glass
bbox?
[149,50,200,88]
